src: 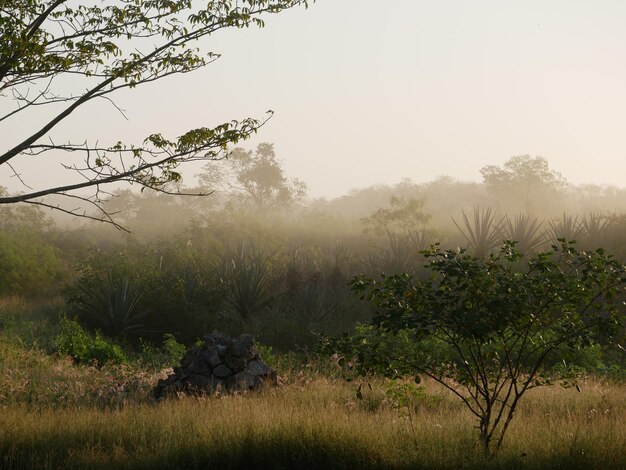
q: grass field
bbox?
[0,298,625,469]
[1,366,625,468]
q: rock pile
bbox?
[153,333,277,399]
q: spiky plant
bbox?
[217,241,277,321]
[71,276,151,339]
[546,214,584,245]
[407,228,438,253]
[580,213,612,250]
[499,214,545,254]
[602,214,626,256]
[288,280,336,324]
[453,206,506,257]
[282,244,353,325]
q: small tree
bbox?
[197,142,307,209]
[480,155,567,214]
[351,241,626,454]
[362,196,434,275]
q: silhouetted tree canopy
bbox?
[480,156,566,214]
[197,143,307,209]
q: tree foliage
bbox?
[361,196,435,275]
[480,156,566,214]
[0,0,310,226]
[351,241,626,453]
[197,143,307,209]
[362,196,430,237]
[0,186,61,295]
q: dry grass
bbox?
[0,375,625,469]
[1,297,624,469]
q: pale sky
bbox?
[3,0,626,198]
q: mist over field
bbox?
[2,1,626,468]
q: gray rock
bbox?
[155,380,183,398]
[188,359,212,376]
[202,350,222,369]
[227,371,258,390]
[228,334,257,359]
[188,374,215,390]
[212,364,233,378]
[224,354,247,374]
[152,332,277,399]
[204,332,229,345]
[247,360,274,377]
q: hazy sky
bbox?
[3,0,626,198]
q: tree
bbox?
[362,196,430,237]
[197,142,307,209]
[0,0,310,228]
[362,196,434,275]
[480,156,566,215]
[351,241,626,454]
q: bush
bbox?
[139,334,187,369]
[63,243,227,344]
[318,323,451,379]
[55,315,127,366]
[350,241,626,453]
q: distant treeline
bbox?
[2,150,626,352]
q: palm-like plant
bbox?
[289,281,336,324]
[217,241,277,321]
[579,213,612,250]
[72,276,151,338]
[499,214,545,254]
[282,245,351,325]
[453,206,505,257]
[601,215,626,255]
[546,214,584,245]
[408,228,438,252]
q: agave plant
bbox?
[216,241,277,321]
[545,214,584,245]
[499,214,545,254]
[579,213,612,249]
[385,232,417,273]
[284,246,309,294]
[600,215,626,255]
[324,243,352,287]
[407,228,438,252]
[365,229,438,276]
[72,276,151,339]
[288,280,337,324]
[279,246,341,325]
[453,206,506,257]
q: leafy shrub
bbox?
[55,315,127,365]
[255,342,279,369]
[64,244,227,344]
[318,323,455,379]
[0,232,61,296]
[384,381,441,411]
[162,334,186,362]
[350,240,626,453]
[0,200,64,296]
[139,334,187,369]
